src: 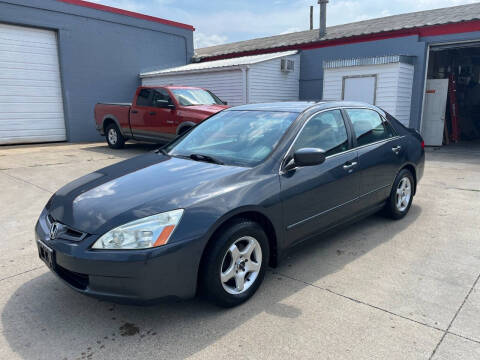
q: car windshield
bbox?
[165,110,298,167]
[171,89,223,106]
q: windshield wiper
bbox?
[189,153,224,165]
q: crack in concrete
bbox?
[449,187,480,193]
[0,172,53,194]
[274,271,480,350]
[274,271,446,332]
[428,272,480,359]
[0,266,44,283]
[0,156,116,171]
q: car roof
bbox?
[142,85,204,90]
[227,101,380,113]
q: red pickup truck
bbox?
[94,86,229,148]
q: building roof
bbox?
[195,3,480,60]
[140,50,298,78]
[57,0,194,31]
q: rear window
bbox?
[346,109,393,146]
[136,89,152,106]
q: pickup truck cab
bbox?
[95,86,229,148]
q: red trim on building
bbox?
[57,0,195,31]
[199,20,480,62]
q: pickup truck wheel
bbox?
[106,124,125,149]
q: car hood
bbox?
[47,153,248,235]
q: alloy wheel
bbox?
[220,236,262,295]
[396,177,411,212]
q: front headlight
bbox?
[92,209,184,250]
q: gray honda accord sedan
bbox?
[35,101,424,307]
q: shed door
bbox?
[422,79,449,146]
[342,75,376,104]
[0,23,66,145]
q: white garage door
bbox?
[0,23,66,145]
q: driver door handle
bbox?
[392,145,402,154]
[343,161,357,170]
[149,111,156,115]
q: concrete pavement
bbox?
[0,142,479,359]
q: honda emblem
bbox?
[50,222,59,240]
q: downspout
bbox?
[241,66,250,104]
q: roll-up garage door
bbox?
[0,23,66,144]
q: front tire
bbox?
[385,169,414,220]
[106,123,125,149]
[201,219,269,307]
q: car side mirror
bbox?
[155,99,175,110]
[284,148,325,171]
[222,100,228,105]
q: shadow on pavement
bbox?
[2,206,421,359]
[83,142,164,160]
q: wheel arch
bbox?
[400,163,417,195]
[176,121,196,135]
[198,208,280,286]
[102,115,124,136]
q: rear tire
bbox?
[385,169,414,220]
[106,123,125,149]
[201,219,269,307]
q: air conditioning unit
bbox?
[281,58,295,72]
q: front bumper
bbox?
[35,210,203,304]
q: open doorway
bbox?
[422,43,480,146]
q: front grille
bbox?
[55,264,89,290]
[46,214,87,242]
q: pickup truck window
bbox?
[137,89,152,107]
[171,88,223,106]
[153,89,173,108]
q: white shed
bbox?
[140,51,300,106]
[322,56,414,127]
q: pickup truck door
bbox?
[129,88,176,142]
[151,89,177,138]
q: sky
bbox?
[89,0,480,48]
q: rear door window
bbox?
[345,109,393,147]
[136,89,152,107]
[292,110,349,157]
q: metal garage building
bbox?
[140,51,300,106]
[195,3,480,146]
[0,0,194,144]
